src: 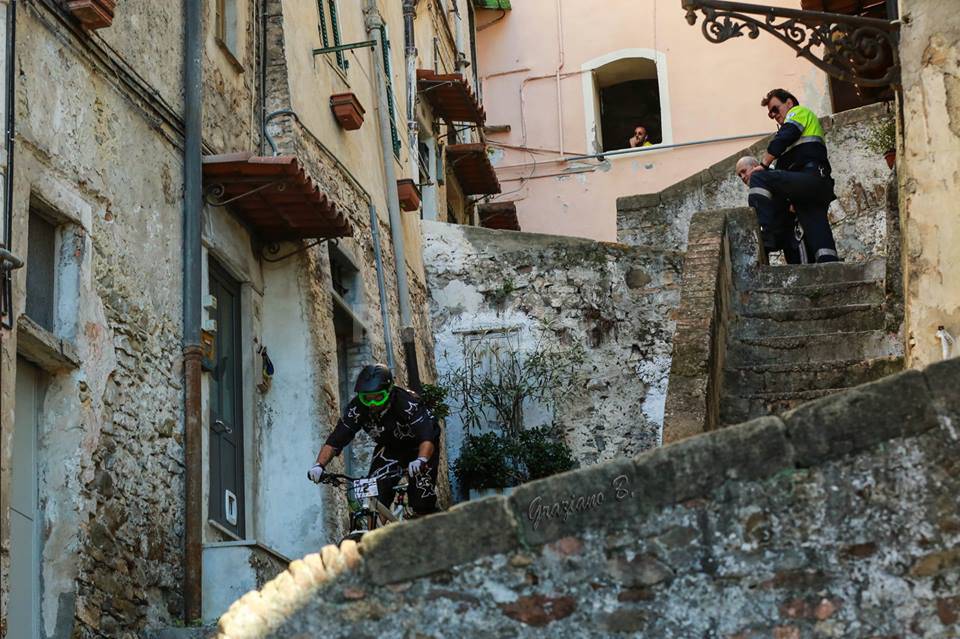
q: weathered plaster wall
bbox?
[0,6,189,635]
[423,221,681,497]
[617,103,895,263]
[898,0,960,368]
[214,359,960,639]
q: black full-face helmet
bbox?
[355,364,394,408]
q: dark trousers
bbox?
[748,169,840,264]
[369,445,439,515]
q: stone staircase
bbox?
[720,257,903,425]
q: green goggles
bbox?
[358,385,392,407]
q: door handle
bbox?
[212,419,233,435]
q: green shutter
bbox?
[380,26,401,158]
[473,0,511,9]
[316,0,330,48]
[328,0,348,70]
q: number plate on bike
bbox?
[353,478,379,499]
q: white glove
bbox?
[307,464,325,483]
[407,457,429,476]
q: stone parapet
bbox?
[213,358,960,638]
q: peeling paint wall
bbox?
[423,221,681,498]
[898,0,960,368]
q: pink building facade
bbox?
[476,0,832,241]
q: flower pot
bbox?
[467,486,514,501]
[329,92,365,131]
[883,149,896,170]
[396,178,421,212]
[65,0,116,30]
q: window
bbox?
[329,244,368,450]
[317,0,348,71]
[596,58,661,152]
[25,209,56,332]
[581,50,672,155]
[215,0,240,60]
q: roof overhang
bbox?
[417,69,486,125]
[446,144,501,196]
[478,202,520,231]
[202,153,352,242]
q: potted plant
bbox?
[866,117,897,170]
[329,93,365,131]
[453,432,521,500]
[396,178,421,212]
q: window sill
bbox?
[215,37,245,74]
[17,315,80,373]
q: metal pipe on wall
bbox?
[555,0,564,158]
[364,3,419,388]
[1,0,20,330]
[182,0,203,623]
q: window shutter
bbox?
[328,1,348,70]
[316,0,330,48]
[380,26,401,157]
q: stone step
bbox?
[737,278,884,312]
[720,388,843,425]
[748,258,885,290]
[723,355,904,395]
[733,303,885,338]
[727,330,901,366]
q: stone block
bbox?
[616,193,660,211]
[510,457,641,546]
[923,357,960,428]
[361,495,520,584]
[783,369,937,467]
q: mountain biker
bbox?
[307,364,441,516]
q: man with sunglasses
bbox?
[747,88,840,264]
[307,364,441,515]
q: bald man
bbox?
[736,156,803,264]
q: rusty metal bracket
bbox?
[203,180,285,207]
[681,0,900,87]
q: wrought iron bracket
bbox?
[312,40,377,57]
[204,180,285,207]
[682,0,900,87]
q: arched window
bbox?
[581,49,672,154]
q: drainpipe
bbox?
[554,0,564,158]
[365,4,420,389]
[403,0,418,181]
[182,0,203,623]
[0,1,22,330]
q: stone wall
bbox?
[898,0,960,368]
[617,103,895,263]
[422,221,682,496]
[213,357,960,639]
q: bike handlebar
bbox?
[318,464,405,486]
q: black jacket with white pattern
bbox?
[324,387,440,454]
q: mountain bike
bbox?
[319,460,413,543]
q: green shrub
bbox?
[516,426,578,481]
[453,432,519,493]
[454,426,577,495]
[419,383,450,421]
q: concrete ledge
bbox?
[16,314,80,373]
[361,495,520,584]
[783,368,937,467]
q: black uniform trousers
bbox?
[367,444,440,515]
[748,168,840,264]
